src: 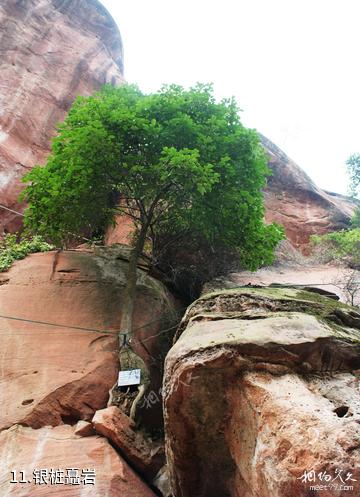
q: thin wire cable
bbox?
[0,202,186,345]
[0,314,117,335]
[0,280,354,341]
[0,204,93,244]
[231,282,359,288]
[0,281,354,339]
[0,204,24,216]
[1,202,356,341]
[139,323,179,344]
[0,307,186,340]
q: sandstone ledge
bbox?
[0,424,157,496]
[0,249,178,432]
[164,288,360,497]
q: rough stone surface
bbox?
[0,424,157,496]
[153,465,173,497]
[74,420,95,437]
[0,0,124,232]
[227,371,359,497]
[105,214,135,246]
[92,406,165,480]
[205,263,360,307]
[164,288,360,497]
[0,0,356,252]
[262,135,358,252]
[0,248,178,432]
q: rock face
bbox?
[92,406,165,480]
[0,424,158,497]
[0,247,178,432]
[164,287,360,497]
[0,0,356,251]
[0,0,124,233]
[207,264,360,307]
[262,135,357,251]
[0,247,178,495]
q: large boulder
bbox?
[0,424,158,496]
[92,406,165,480]
[0,247,178,432]
[164,287,360,497]
[0,0,124,233]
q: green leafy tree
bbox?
[311,228,360,267]
[346,154,360,197]
[22,84,283,363]
[0,234,53,272]
[351,207,360,228]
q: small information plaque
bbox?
[118,369,141,387]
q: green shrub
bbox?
[351,207,360,228]
[0,234,54,272]
[311,228,360,267]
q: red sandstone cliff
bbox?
[164,287,360,497]
[0,1,356,249]
[0,0,124,233]
[262,135,357,251]
[0,247,178,496]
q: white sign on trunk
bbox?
[118,369,141,387]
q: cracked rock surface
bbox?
[0,424,157,496]
[164,288,360,497]
[0,248,178,496]
[0,248,177,430]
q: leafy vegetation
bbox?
[351,207,360,228]
[346,154,360,197]
[311,174,360,268]
[0,234,54,272]
[311,228,360,267]
[21,83,283,350]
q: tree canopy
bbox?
[346,153,360,198]
[22,83,284,412]
[22,83,283,271]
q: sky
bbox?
[100,0,360,195]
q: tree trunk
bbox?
[118,224,148,348]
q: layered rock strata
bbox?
[164,287,360,497]
[93,406,165,480]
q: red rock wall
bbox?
[0,248,178,430]
[0,425,158,497]
[0,0,124,233]
[0,0,356,252]
[0,248,177,496]
[261,135,357,252]
[164,288,360,497]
